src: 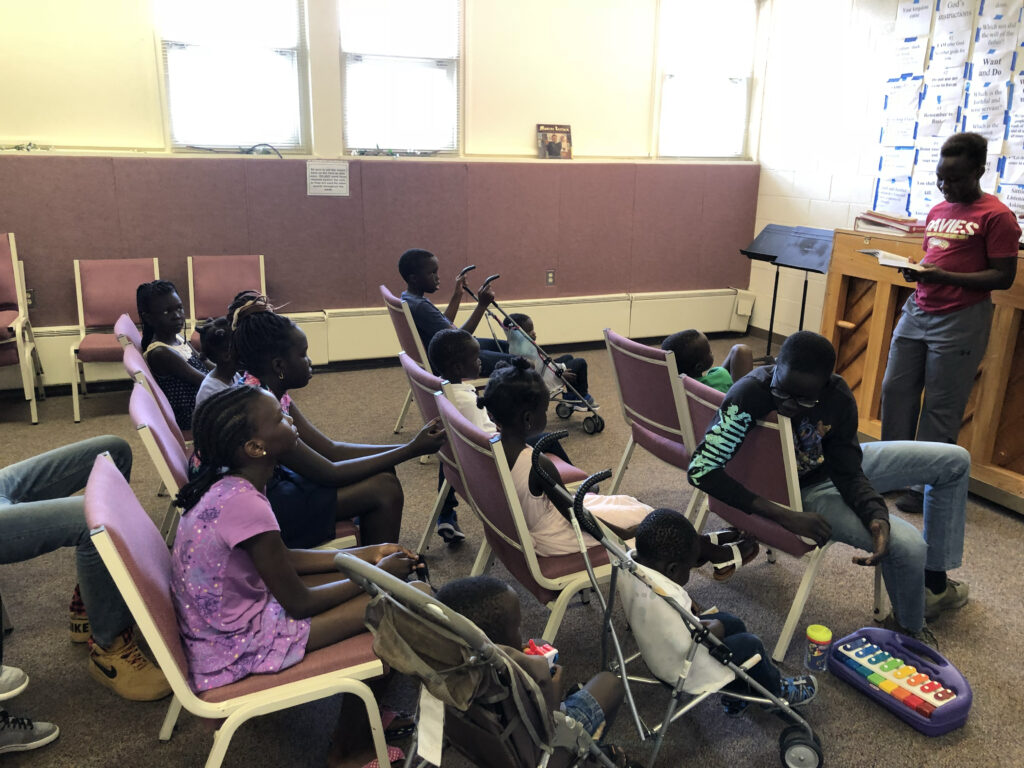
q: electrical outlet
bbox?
[545,269,555,286]
[26,288,35,308]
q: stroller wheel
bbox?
[555,402,574,419]
[779,725,823,768]
[592,414,605,433]
[583,416,598,434]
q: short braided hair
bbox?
[174,385,262,512]
[476,357,547,427]
[227,291,296,376]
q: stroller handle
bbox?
[530,432,609,542]
[334,552,494,652]
[456,264,477,279]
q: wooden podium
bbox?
[822,229,1024,514]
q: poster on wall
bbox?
[536,124,572,159]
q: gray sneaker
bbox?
[881,615,939,650]
[925,579,969,620]
[0,710,59,754]
[0,666,28,702]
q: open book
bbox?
[857,249,924,271]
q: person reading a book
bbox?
[880,131,1020,514]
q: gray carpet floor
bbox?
[0,334,1020,768]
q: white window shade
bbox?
[657,0,756,158]
[339,0,460,153]
[156,0,308,151]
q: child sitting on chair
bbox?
[194,315,241,408]
[138,280,211,431]
[437,576,625,746]
[625,508,817,715]
[426,329,574,546]
[661,329,753,394]
[399,248,513,376]
[503,313,594,408]
[478,359,758,575]
[172,385,419,766]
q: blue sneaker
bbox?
[772,675,818,710]
[721,696,749,716]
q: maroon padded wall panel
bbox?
[0,156,759,327]
[244,160,366,310]
[0,157,124,323]
[465,163,561,299]
[114,157,251,308]
[361,162,469,304]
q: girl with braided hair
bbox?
[137,280,210,431]
[227,292,445,548]
[172,385,416,765]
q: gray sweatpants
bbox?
[880,295,993,445]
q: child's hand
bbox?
[561,371,577,384]
[376,551,417,579]
[699,618,725,639]
[454,273,469,295]
[409,418,446,456]
[477,283,496,306]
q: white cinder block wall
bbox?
[748,0,898,337]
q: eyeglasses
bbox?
[770,370,819,409]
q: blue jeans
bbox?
[477,337,512,377]
[0,436,135,651]
[712,611,781,696]
[801,441,969,632]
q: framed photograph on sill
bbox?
[537,124,572,159]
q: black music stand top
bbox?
[741,224,833,274]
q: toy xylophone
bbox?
[827,627,971,736]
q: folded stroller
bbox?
[334,552,624,768]
[528,433,824,768]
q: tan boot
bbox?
[89,631,171,701]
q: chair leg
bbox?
[158,696,183,741]
[469,540,492,577]
[393,388,413,434]
[416,480,449,554]
[607,437,636,495]
[161,502,180,547]
[685,490,708,531]
[70,348,82,422]
[771,545,831,663]
[543,580,592,643]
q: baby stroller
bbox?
[462,268,605,435]
[529,433,824,768]
[334,551,627,768]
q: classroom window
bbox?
[154,0,308,152]
[339,0,460,154]
[657,0,757,158]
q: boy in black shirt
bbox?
[688,331,971,647]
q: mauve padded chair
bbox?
[682,374,885,662]
[83,454,389,768]
[71,257,159,422]
[603,328,704,519]
[123,343,189,450]
[436,393,610,643]
[0,233,44,423]
[114,312,142,351]
[187,254,265,345]
[398,352,587,555]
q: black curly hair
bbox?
[634,508,699,569]
[436,575,519,646]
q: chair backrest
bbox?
[83,455,193,697]
[114,313,143,351]
[435,393,557,601]
[603,328,696,451]
[129,383,190,492]
[123,345,187,451]
[188,254,265,330]
[0,234,21,312]
[681,375,814,556]
[380,284,430,369]
[75,258,160,331]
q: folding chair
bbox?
[187,254,265,344]
[71,257,159,422]
[681,374,885,662]
[380,284,487,434]
[398,352,586,555]
[0,233,45,424]
[114,312,142,351]
[602,329,703,518]
[123,344,189,451]
[435,394,611,642]
[83,454,390,768]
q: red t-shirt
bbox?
[918,193,1020,313]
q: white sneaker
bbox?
[0,710,59,754]
[0,667,28,702]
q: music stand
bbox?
[741,225,834,363]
